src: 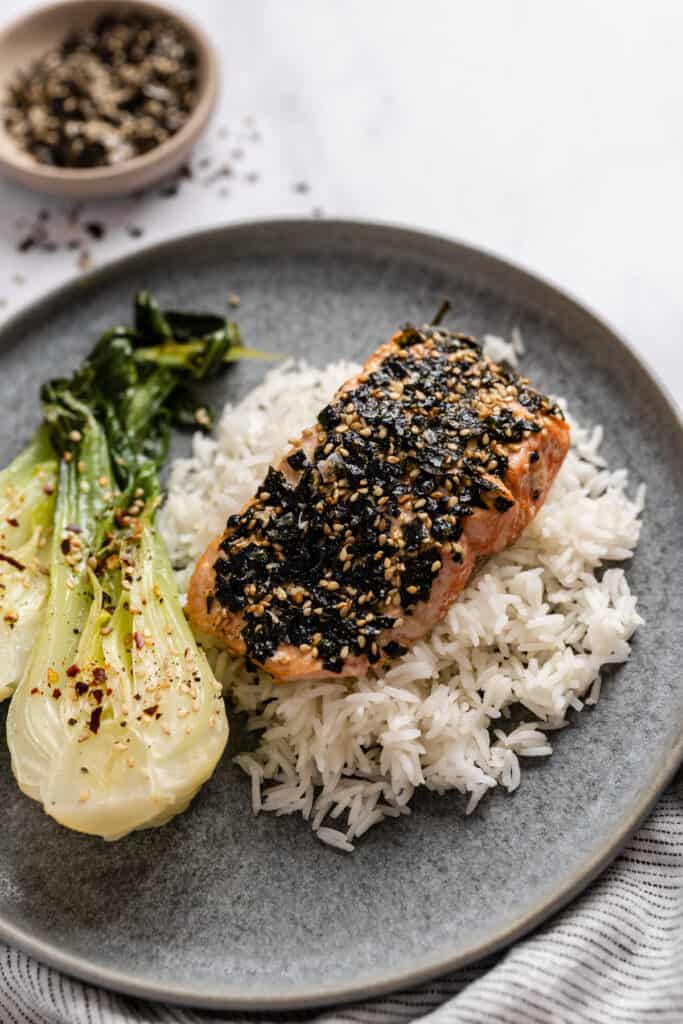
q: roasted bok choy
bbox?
[5,291,258,839]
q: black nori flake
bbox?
[383,640,408,658]
[317,404,341,430]
[287,449,308,471]
[494,495,515,512]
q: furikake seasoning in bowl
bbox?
[4,10,199,170]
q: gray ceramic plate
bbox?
[0,220,681,1012]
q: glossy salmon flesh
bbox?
[188,325,570,681]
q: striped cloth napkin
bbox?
[2,771,682,1024]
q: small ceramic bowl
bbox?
[0,0,218,199]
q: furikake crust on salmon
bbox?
[191,325,569,678]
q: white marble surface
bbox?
[0,0,681,409]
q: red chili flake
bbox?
[66,664,80,677]
[92,666,106,683]
[143,704,158,716]
[52,688,62,699]
[43,484,54,495]
[6,518,19,527]
[133,631,145,650]
[30,687,40,695]
[75,681,88,696]
[106,688,113,695]
[89,706,103,734]
[92,688,104,704]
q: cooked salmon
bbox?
[188,325,570,681]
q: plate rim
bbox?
[0,216,681,1011]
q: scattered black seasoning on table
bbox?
[4,12,199,169]
[203,161,233,185]
[4,112,282,278]
[84,221,106,240]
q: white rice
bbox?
[160,336,645,851]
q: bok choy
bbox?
[5,291,253,839]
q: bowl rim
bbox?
[0,0,218,183]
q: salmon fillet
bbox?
[188,325,570,681]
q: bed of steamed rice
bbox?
[160,334,644,851]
